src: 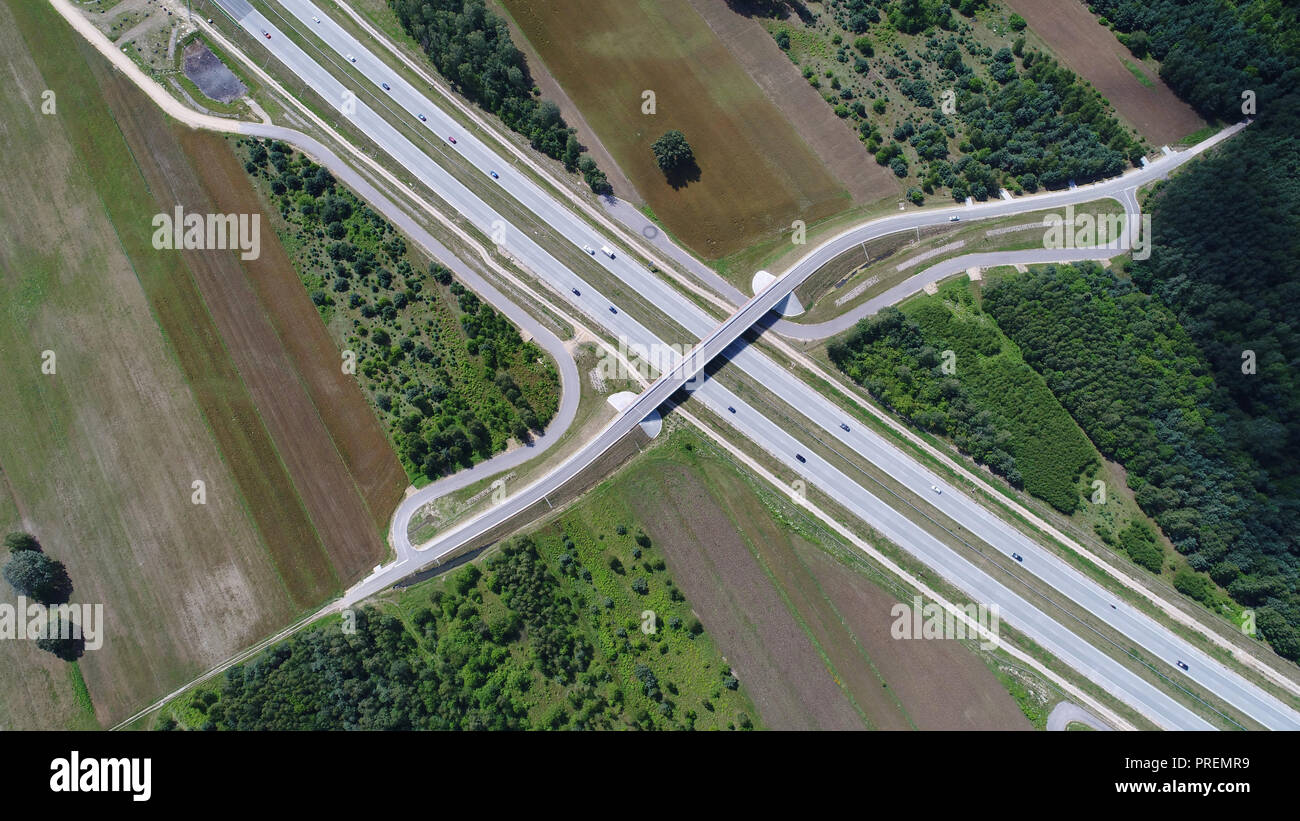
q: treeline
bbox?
[174,532,746,730]
[828,286,1096,513]
[1088,0,1299,121]
[389,0,611,193]
[779,2,1142,200]
[985,263,1300,661]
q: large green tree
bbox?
[3,550,73,604]
[651,130,695,173]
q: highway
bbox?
[208,0,1298,729]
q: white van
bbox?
[600,245,615,259]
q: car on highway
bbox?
[930,484,942,494]
[583,245,595,254]
[490,171,499,179]
[840,423,850,432]
[609,306,618,314]
[347,54,356,62]
[1177,660,1189,671]
[263,31,272,39]
[417,114,426,122]
[1012,553,1024,563]
[381,82,391,91]
[571,288,580,296]
[600,245,616,259]
[795,453,807,463]
[447,135,457,144]
[949,215,960,222]
[728,406,736,414]
[313,15,321,23]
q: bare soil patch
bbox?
[795,543,1033,730]
[626,459,866,729]
[182,41,246,103]
[686,0,897,205]
[183,131,408,543]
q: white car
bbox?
[948,215,960,222]
[582,245,595,254]
[313,16,321,23]
[930,485,942,494]
[347,54,356,63]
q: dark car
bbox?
[571,288,580,296]
[418,114,427,122]
[1176,660,1189,671]
[490,171,500,179]
[727,406,736,414]
[1011,553,1023,562]
[840,423,850,432]
[795,454,806,463]
[609,306,618,314]
[381,82,391,91]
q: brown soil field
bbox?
[625,439,1030,729]
[100,88,393,588]
[499,0,850,261]
[628,461,867,729]
[0,0,309,726]
[91,71,360,598]
[181,131,408,539]
[1005,0,1205,144]
[795,543,1032,730]
[485,0,641,204]
[686,0,897,205]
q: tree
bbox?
[651,130,694,173]
[4,532,41,553]
[3,550,73,604]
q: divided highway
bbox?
[209,0,1298,729]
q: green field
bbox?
[0,0,318,726]
[829,277,1100,514]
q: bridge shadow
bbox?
[393,543,489,591]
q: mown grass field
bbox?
[499,0,850,261]
[0,0,314,726]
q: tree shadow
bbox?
[723,0,813,24]
[664,158,703,190]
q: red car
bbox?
[447,135,457,144]
[263,31,272,39]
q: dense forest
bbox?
[389,0,611,193]
[171,531,752,730]
[986,262,1300,662]
[827,284,1097,513]
[1088,0,1299,121]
